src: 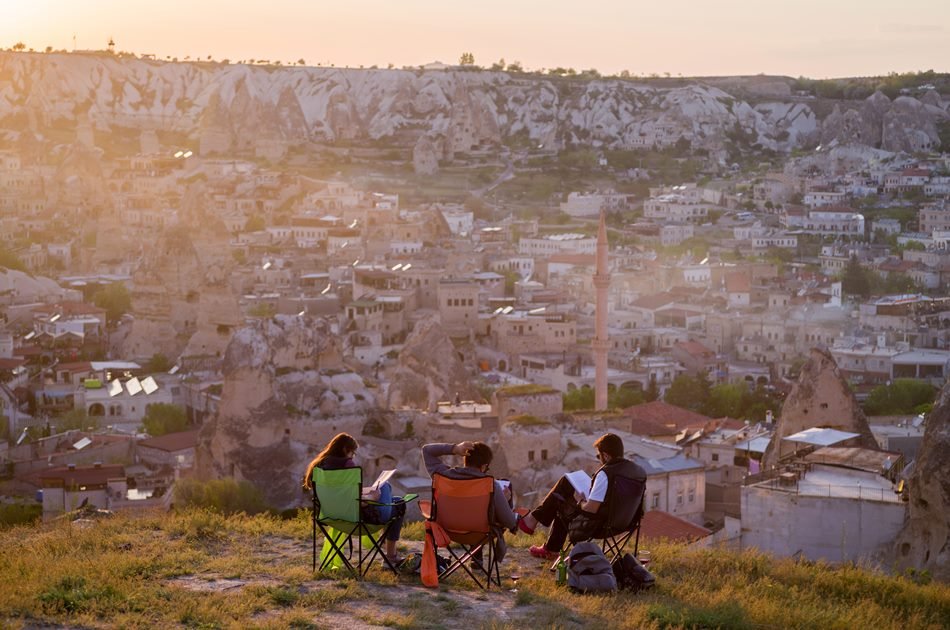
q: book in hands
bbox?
[370,469,396,491]
[565,470,592,500]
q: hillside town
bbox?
[0,52,948,579]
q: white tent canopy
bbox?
[782,427,860,447]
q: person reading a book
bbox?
[422,441,521,563]
[517,433,647,560]
[303,432,406,564]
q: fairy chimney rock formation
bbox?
[762,348,879,469]
[385,316,478,411]
[196,315,373,508]
[892,382,950,582]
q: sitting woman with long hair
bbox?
[303,432,405,564]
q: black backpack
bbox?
[612,552,656,592]
[566,541,617,593]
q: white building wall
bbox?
[740,486,906,563]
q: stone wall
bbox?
[492,390,563,423]
[742,485,906,563]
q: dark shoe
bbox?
[529,545,558,560]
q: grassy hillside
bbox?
[0,509,947,629]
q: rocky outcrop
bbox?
[118,211,238,361]
[892,383,950,582]
[1,52,945,158]
[763,348,879,468]
[195,315,378,508]
[385,316,479,411]
[820,91,944,152]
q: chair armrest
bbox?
[418,499,432,519]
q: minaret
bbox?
[593,209,610,410]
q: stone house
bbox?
[136,429,199,470]
[741,463,905,563]
[491,385,563,423]
[437,280,479,336]
[38,463,126,520]
[636,453,706,526]
[498,420,562,471]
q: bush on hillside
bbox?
[173,478,268,515]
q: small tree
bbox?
[142,403,188,437]
[459,52,475,66]
[92,282,132,324]
[563,387,594,411]
[664,373,711,413]
[841,255,871,299]
[864,379,936,416]
[644,375,660,402]
[244,214,265,232]
[56,408,98,432]
[173,478,268,515]
[147,353,173,373]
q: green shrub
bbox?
[173,478,269,515]
[0,503,41,528]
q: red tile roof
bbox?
[548,254,596,266]
[630,292,676,310]
[627,417,679,437]
[138,429,200,452]
[623,401,713,432]
[725,272,751,293]
[673,340,715,360]
[39,464,125,487]
[639,509,711,543]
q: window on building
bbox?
[711,453,719,462]
[688,489,695,503]
[676,492,683,506]
[541,449,548,460]
[528,450,534,462]
[651,492,660,509]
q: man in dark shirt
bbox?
[422,441,520,563]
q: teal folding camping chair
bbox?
[311,466,416,578]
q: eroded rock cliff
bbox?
[385,316,480,411]
[1,52,945,157]
[195,315,385,508]
[892,383,950,582]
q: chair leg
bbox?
[440,543,487,589]
[317,525,358,576]
[358,525,398,577]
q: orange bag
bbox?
[421,521,439,587]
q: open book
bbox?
[367,469,396,493]
[565,470,592,500]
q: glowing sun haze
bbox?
[4,0,948,78]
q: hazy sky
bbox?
[3,0,948,78]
